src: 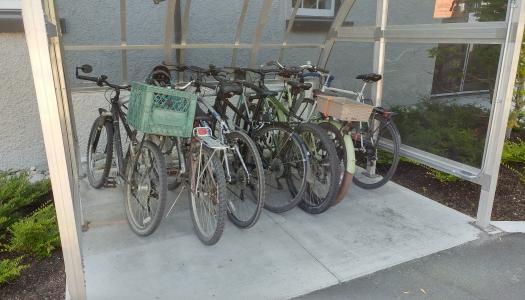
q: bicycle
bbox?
[159,64,266,229]
[298,64,401,202]
[192,65,310,214]
[230,63,340,214]
[77,64,167,236]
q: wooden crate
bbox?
[316,94,374,122]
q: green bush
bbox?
[502,139,525,164]
[0,171,51,231]
[391,99,489,167]
[6,203,60,259]
[426,168,460,183]
[0,257,27,285]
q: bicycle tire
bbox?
[124,140,167,236]
[253,123,309,213]
[86,116,114,189]
[189,143,227,245]
[296,122,340,214]
[225,130,265,229]
[318,121,346,183]
[352,115,401,190]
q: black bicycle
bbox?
[223,64,340,214]
[78,64,167,236]
[196,65,310,214]
[156,64,266,229]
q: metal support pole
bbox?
[22,0,86,298]
[371,0,388,107]
[163,0,176,64]
[249,0,273,67]
[120,0,128,82]
[476,0,525,228]
[318,0,356,67]
[278,0,301,62]
[179,0,192,64]
[231,0,250,66]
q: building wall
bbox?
[0,33,47,170]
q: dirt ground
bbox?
[0,250,65,300]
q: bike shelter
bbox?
[21,0,525,299]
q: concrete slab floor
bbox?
[79,180,482,300]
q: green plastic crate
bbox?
[128,82,197,137]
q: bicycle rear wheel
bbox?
[352,114,401,189]
[124,140,167,236]
[189,143,227,245]
[253,124,308,213]
[86,116,113,188]
[296,122,340,214]
[224,131,265,228]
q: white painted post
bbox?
[22,0,86,298]
[371,0,388,107]
[476,0,525,228]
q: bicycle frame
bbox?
[106,89,137,177]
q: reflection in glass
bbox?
[383,43,501,167]
[388,0,507,25]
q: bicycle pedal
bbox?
[104,177,117,188]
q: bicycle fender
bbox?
[343,134,356,174]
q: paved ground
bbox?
[298,233,525,300]
[80,179,481,299]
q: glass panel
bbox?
[185,49,234,69]
[282,48,322,66]
[186,0,243,43]
[126,1,165,45]
[325,41,375,93]
[383,42,501,167]
[65,50,122,88]
[240,0,266,43]
[388,0,507,25]
[319,0,332,10]
[256,49,280,66]
[304,0,317,9]
[56,1,120,45]
[345,0,377,26]
[260,0,286,44]
[127,50,164,82]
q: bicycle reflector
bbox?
[194,127,211,137]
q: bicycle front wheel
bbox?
[189,143,227,245]
[124,140,167,236]
[253,124,308,213]
[352,114,401,189]
[86,116,113,188]
[296,122,340,214]
[224,130,265,229]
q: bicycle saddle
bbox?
[250,85,278,98]
[219,83,243,96]
[287,80,312,91]
[356,73,382,82]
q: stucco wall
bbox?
[0,33,47,170]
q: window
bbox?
[0,0,21,10]
[291,0,335,18]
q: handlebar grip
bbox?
[76,74,99,82]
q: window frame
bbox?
[0,0,21,10]
[0,0,23,33]
[289,0,336,18]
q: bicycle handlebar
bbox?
[76,66,130,90]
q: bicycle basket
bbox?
[128,82,197,137]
